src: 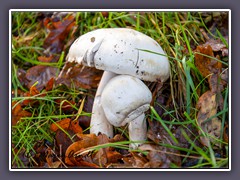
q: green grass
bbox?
[11,11,229,168]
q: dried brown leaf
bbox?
[43,15,76,54]
[77,94,94,129]
[55,129,81,161]
[46,149,62,168]
[45,77,55,91]
[25,65,58,91]
[65,134,98,165]
[147,120,181,166]
[12,102,32,126]
[196,91,222,146]
[50,118,71,132]
[38,55,55,63]
[55,99,76,113]
[91,134,122,167]
[139,144,181,168]
[69,120,83,134]
[131,152,149,168]
[194,45,222,79]
[56,61,103,90]
[175,125,202,149]
[203,37,228,57]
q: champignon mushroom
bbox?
[65,28,170,148]
[100,75,152,148]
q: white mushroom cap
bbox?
[67,28,170,83]
[100,75,152,127]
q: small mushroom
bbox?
[100,75,151,148]
[65,28,170,148]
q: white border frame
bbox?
[9,9,231,171]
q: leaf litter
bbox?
[194,44,228,147]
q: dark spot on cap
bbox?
[141,71,145,75]
[91,37,95,42]
[136,70,139,74]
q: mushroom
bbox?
[100,74,152,148]
[65,28,170,148]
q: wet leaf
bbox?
[175,125,202,149]
[50,118,71,132]
[55,99,76,113]
[131,152,149,168]
[38,55,56,63]
[65,134,98,165]
[12,102,32,126]
[55,129,80,160]
[45,149,62,168]
[45,77,55,91]
[56,61,103,90]
[25,65,58,91]
[147,119,176,145]
[92,134,122,167]
[139,144,172,168]
[43,15,76,54]
[147,120,181,166]
[21,86,45,106]
[17,68,29,87]
[223,124,229,144]
[203,37,228,56]
[77,94,94,130]
[196,91,222,146]
[69,120,83,134]
[194,45,222,79]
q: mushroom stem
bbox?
[128,113,147,149]
[90,71,117,137]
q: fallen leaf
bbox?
[69,120,83,134]
[45,77,55,91]
[175,125,202,149]
[194,45,222,79]
[55,129,81,161]
[139,144,173,168]
[92,134,122,167]
[17,68,29,88]
[38,55,56,63]
[147,120,181,166]
[203,37,228,57]
[43,15,76,54]
[131,152,149,168]
[12,102,32,126]
[56,61,103,90]
[25,65,58,91]
[77,93,94,130]
[50,118,71,132]
[55,99,76,113]
[45,149,62,168]
[223,124,229,144]
[65,134,98,165]
[196,90,222,146]
[21,85,42,106]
